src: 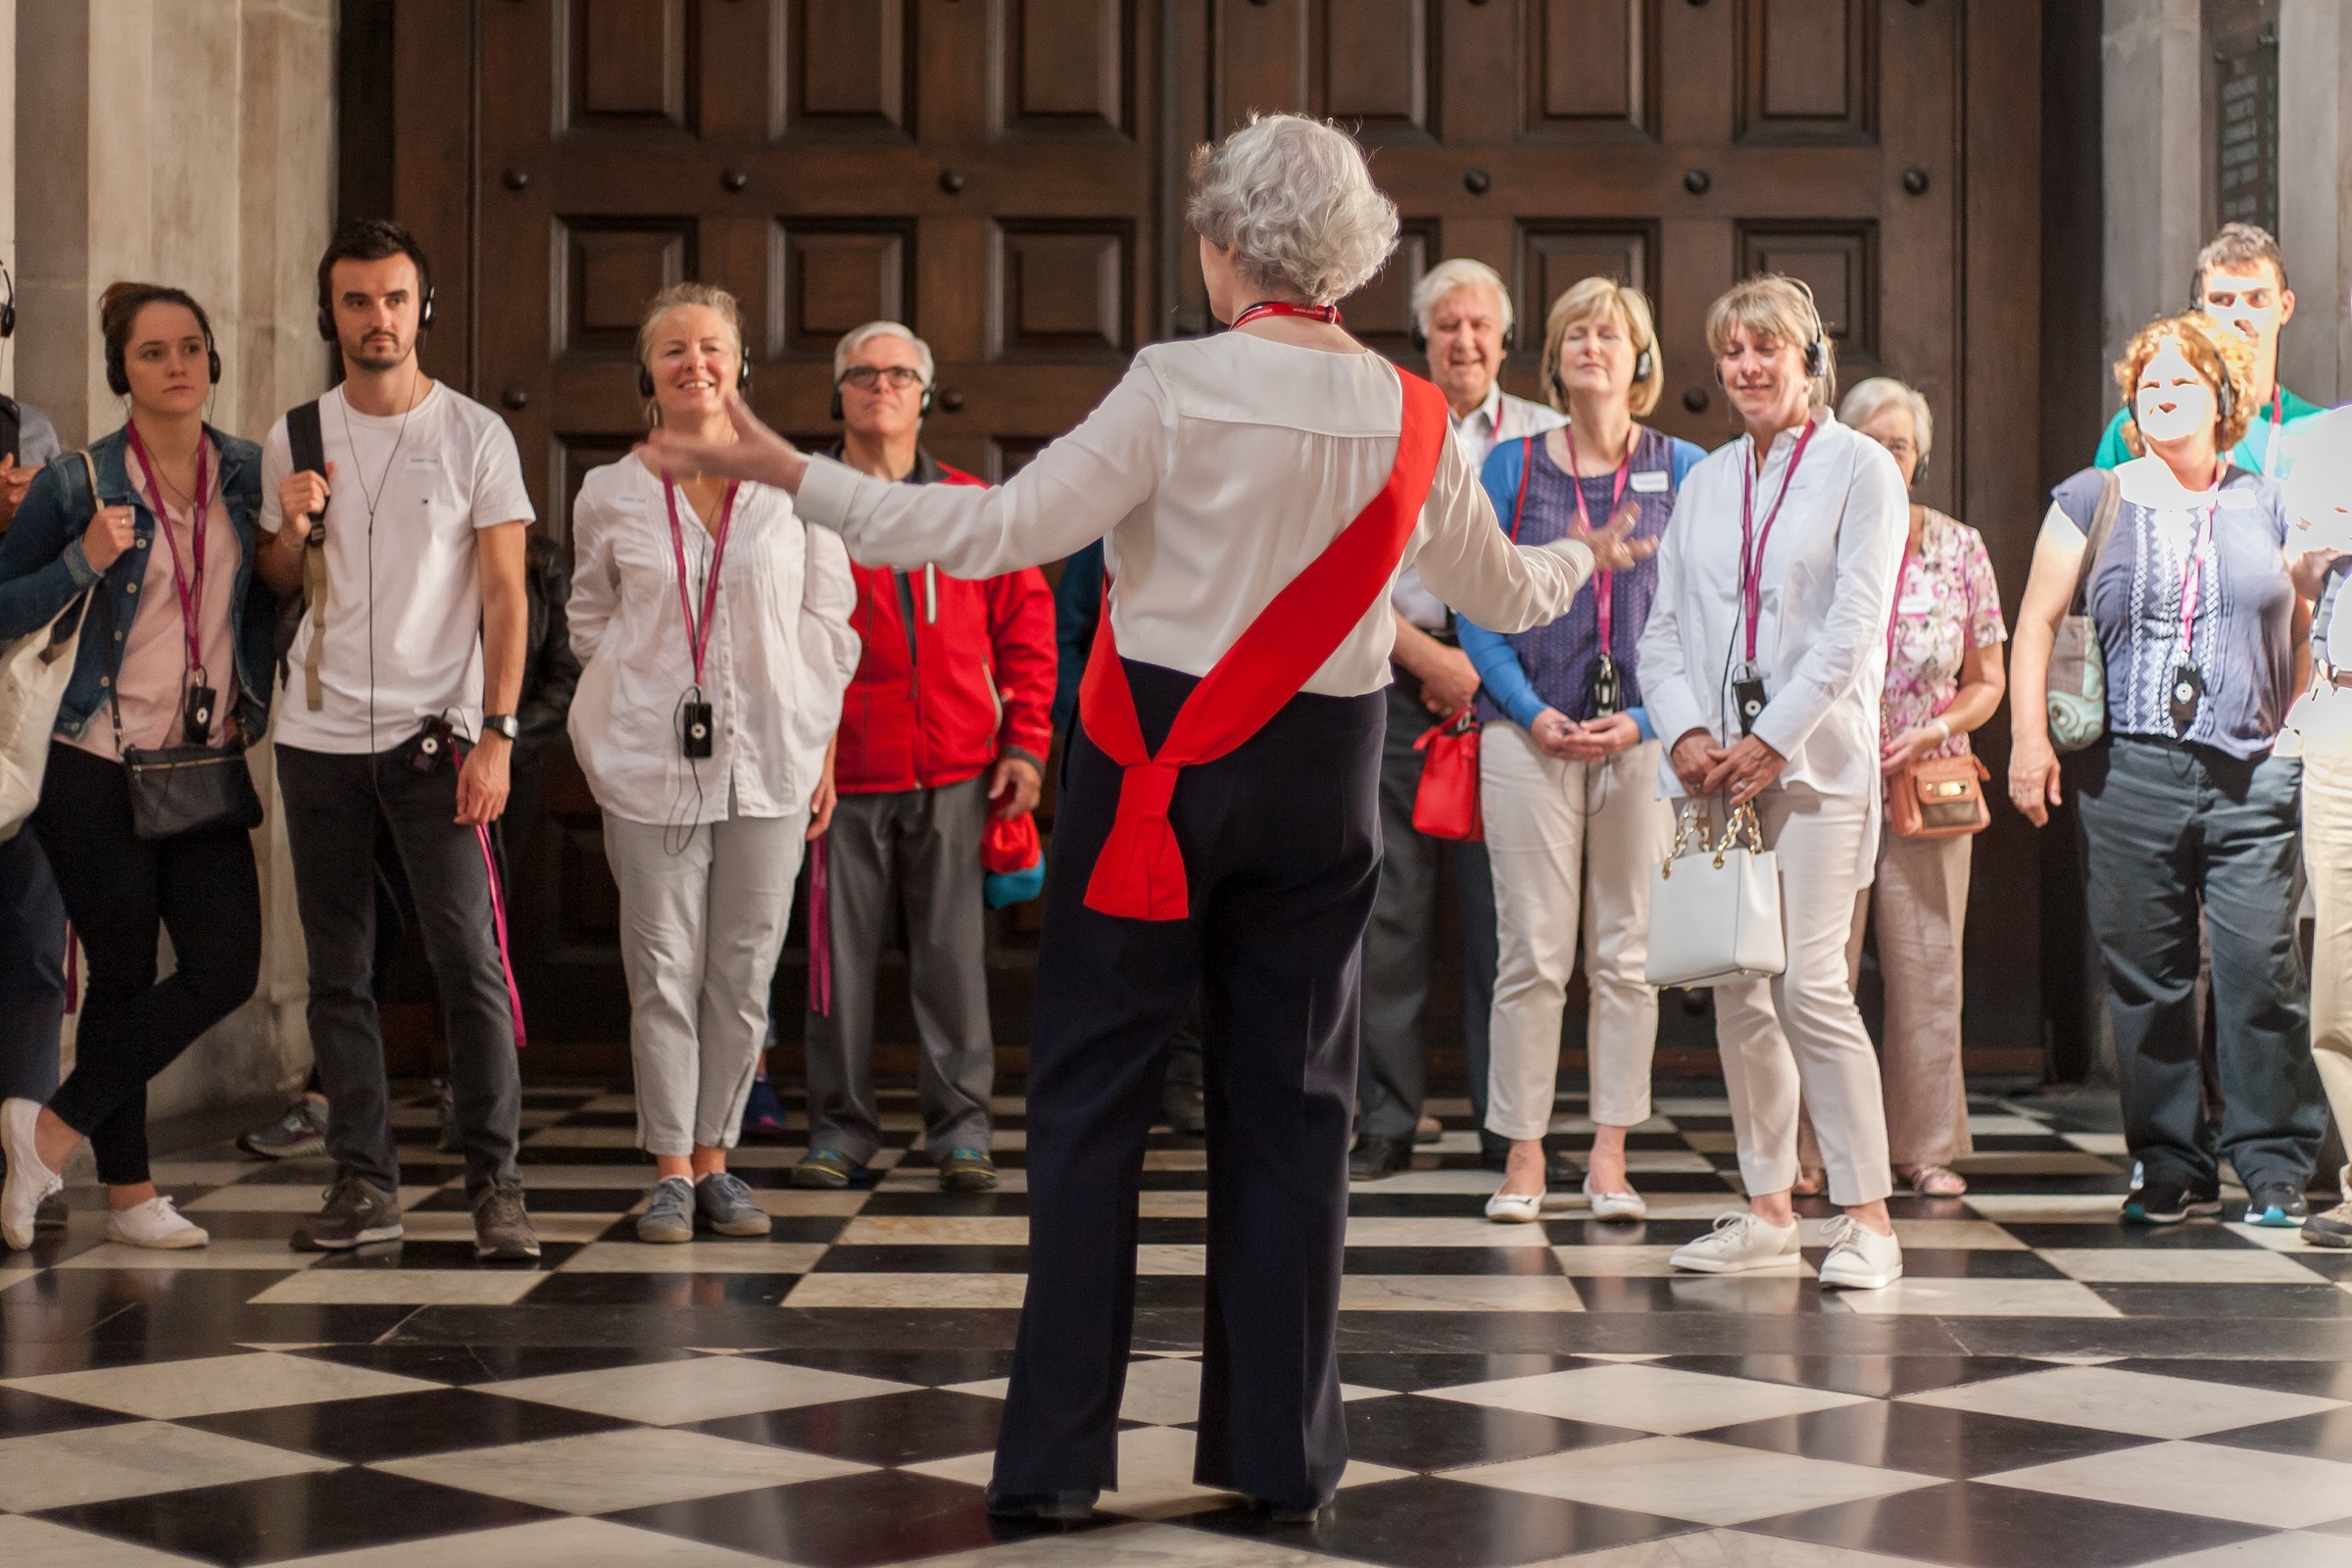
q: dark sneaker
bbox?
[2303,1199,2352,1249]
[291,1175,404,1251]
[696,1171,772,1236]
[741,1073,790,1141]
[239,1097,328,1160]
[791,1149,870,1190]
[2243,1183,2311,1228]
[637,1175,695,1244]
[939,1149,998,1193]
[2122,1182,2224,1225]
[1348,1133,1412,1182]
[433,1079,461,1154]
[984,1487,1098,1521]
[471,1181,540,1261]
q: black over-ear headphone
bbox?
[316,220,437,344]
[1,263,15,339]
[639,356,753,400]
[831,378,934,420]
[104,287,222,397]
[1548,335,1654,403]
[1791,278,1829,380]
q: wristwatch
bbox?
[481,713,521,742]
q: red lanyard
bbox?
[2177,471,2226,664]
[1231,301,1342,329]
[1569,434,1638,651]
[662,477,739,687]
[1739,418,1819,663]
[123,422,212,676]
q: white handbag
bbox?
[0,589,93,842]
[1643,800,1786,988]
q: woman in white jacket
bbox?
[569,283,860,1244]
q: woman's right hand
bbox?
[80,505,136,573]
[1670,729,1720,796]
[2008,734,2063,826]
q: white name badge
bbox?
[404,454,441,470]
[1630,471,1669,494]
[1897,593,1936,616]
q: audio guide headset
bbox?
[831,376,934,421]
[2122,321,2237,437]
[1548,331,1655,403]
[315,219,436,345]
[1,261,15,339]
[1709,277,1829,389]
[103,285,221,397]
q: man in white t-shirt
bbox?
[256,220,540,1261]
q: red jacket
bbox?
[831,451,1055,796]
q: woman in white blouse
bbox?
[1637,275,1910,1290]
[569,282,860,1246]
[648,115,1646,1523]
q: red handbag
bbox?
[1412,707,1485,841]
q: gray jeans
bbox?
[277,743,522,1197]
[805,776,994,1161]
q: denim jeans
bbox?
[2077,736,2323,1193]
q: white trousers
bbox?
[1703,785,1894,1206]
[2302,719,2352,1196]
[606,808,809,1156]
[1482,724,1674,1140]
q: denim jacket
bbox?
[0,423,273,743]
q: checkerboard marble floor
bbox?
[5,1083,2352,1566]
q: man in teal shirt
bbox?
[2095,222,2323,474]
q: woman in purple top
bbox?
[1461,278,1704,1224]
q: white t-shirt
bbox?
[260,382,536,753]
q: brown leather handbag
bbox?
[1887,751,1990,839]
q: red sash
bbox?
[1076,369,1450,920]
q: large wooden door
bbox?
[392,0,2040,1064]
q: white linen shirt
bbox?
[792,334,1594,697]
[567,458,860,826]
[1391,382,1566,628]
[1638,409,1909,811]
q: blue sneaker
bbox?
[791,1149,872,1190]
[637,1176,695,1244]
[939,1148,998,1193]
[2243,1183,2311,1228]
[741,1073,790,1141]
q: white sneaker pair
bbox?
[1667,1211,1903,1290]
[107,1196,209,1250]
[1,1098,63,1251]
[1487,1179,1650,1224]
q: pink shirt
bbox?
[1884,511,2005,760]
[69,444,238,760]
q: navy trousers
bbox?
[0,826,67,1103]
[992,659,1384,1509]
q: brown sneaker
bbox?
[471,1180,540,1261]
[2303,1198,2352,1249]
[291,1175,404,1251]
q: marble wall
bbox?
[2278,0,2352,405]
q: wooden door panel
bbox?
[1737,0,1875,146]
[1738,221,1878,372]
[1518,222,1658,332]
[566,0,692,128]
[1525,0,1658,143]
[780,221,917,359]
[1212,0,1309,130]
[1323,0,1434,137]
[1341,218,1437,358]
[993,220,1133,359]
[557,219,695,360]
[1002,0,1129,133]
[787,0,914,135]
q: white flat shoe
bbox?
[1,1098,63,1251]
[1817,1215,1903,1290]
[1583,1180,1647,1222]
[1669,1211,1801,1273]
[106,1195,209,1250]
[1485,1188,1545,1223]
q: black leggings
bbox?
[31,743,262,1185]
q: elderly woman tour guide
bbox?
[568,282,859,1245]
[1637,274,1911,1291]
[646,113,1650,1523]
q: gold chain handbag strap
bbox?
[1712,801,1763,867]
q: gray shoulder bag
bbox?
[2045,472,2123,754]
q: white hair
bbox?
[1185,114,1398,306]
[1838,376,1934,468]
[832,320,935,387]
[1411,259,1511,341]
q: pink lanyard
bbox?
[1568,436,1638,651]
[2176,473,2226,665]
[662,477,739,686]
[1739,418,1819,664]
[123,422,212,676]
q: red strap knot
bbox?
[1084,761,1189,921]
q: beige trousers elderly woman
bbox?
[1482,723,1674,1140]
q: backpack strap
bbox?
[284,401,329,710]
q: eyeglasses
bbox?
[838,366,924,391]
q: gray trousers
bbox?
[1360,679,1497,1143]
[607,808,808,1156]
[277,743,522,1197]
[805,775,994,1161]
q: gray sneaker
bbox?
[696,1171,772,1237]
[239,1096,328,1160]
[637,1175,696,1244]
[291,1175,404,1251]
[471,1181,541,1261]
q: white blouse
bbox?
[792,334,1595,697]
[1638,409,1909,807]
[568,457,861,826]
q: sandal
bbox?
[1899,1164,1968,1198]
[1789,1168,1827,1199]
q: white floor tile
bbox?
[2,1350,440,1419]
[782,1272,1033,1309]
[181,1184,439,1213]
[835,1214,1029,1247]
[478,1352,910,1423]
[1551,1246,1685,1276]
[1527,1527,1935,1566]
[266,1516,783,1567]
[373,1425,868,1513]
[0,1513,213,1566]
[1984,1440,2352,1530]
[1136,1245,1206,1275]
[557,1242,826,1274]
[1343,1216,1550,1248]
[0,1420,340,1510]
[50,1239,323,1271]
[2137,1533,2352,1567]
[1900,1365,2348,1439]
[1427,1363,1867,1434]
[1832,1278,2123,1317]
[1338,1275,1587,1312]
[1454,1435,1937,1526]
[249,1267,552,1305]
[2036,1248,2327,1284]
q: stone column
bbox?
[2279,0,2352,404]
[2101,0,2207,415]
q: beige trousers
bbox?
[1796,829,1977,1169]
[1703,785,1894,1207]
[2301,718,2352,1196]
[1481,724,1673,1140]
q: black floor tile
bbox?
[35,1467,556,1566]
[1346,1194,1494,1217]
[2088,1283,2352,1318]
[612,1469,1050,1568]
[1344,1393,1646,1470]
[814,1245,1032,1273]
[1571,1274,1827,1314]
[1654,1354,2057,1399]
[291,1342,701,1383]
[184,1385,635,1461]
[1744,1480,2269,1568]
[2101,1356,2352,1400]
[523,1272,808,1306]
[859,1191,1029,1216]
[1699,1398,2153,1478]
[1843,1249,2065,1280]
[1548,1218,1722,1247]
[415,1185,640,1213]
[2203,1406,2352,1462]
[1136,1217,1207,1245]
[1183,1475,1696,1568]
[308,1239,581,1271]
[1344,1248,1564,1276]
[691,1388,1005,1464]
[2000,1222,2261,1250]
[742,1346,1017,1385]
[0,1385,135,1438]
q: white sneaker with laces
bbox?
[1582,1179,1647,1222]
[2,1098,64,1251]
[1485,1187,1544,1223]
[1668,1210,1800,1273]
[1816,1215,1903,1290]
[106,1196,209,1250]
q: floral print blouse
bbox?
[1884,511,2006,759]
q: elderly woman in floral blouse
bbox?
[1796,378,2006,1199]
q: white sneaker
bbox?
[1817,1215,1903,1290]
[1485,1187,1544,1223]
[1583,1179,1647,1222]
[1,1098,64,1251]
[106,1196,209,1250]
[1669,1211,1800,1273]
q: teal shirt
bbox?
[2093,384,2328,475]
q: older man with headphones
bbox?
[796,320,1054,1197]
[1352,259,1566,1181]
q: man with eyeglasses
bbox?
[797,320,1054,1196]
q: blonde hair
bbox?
[1412,259,1511,342]
[1703,274,1835,409]
[636,281,744,368]
[1838,376,1934,472]
[1186,114,1398,305]
[1541,277,1664,418]
[2112,313,2254,457]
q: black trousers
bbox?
[0,826,67,1104]
[993,659,1383,1509]
[31,744,261,1185]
